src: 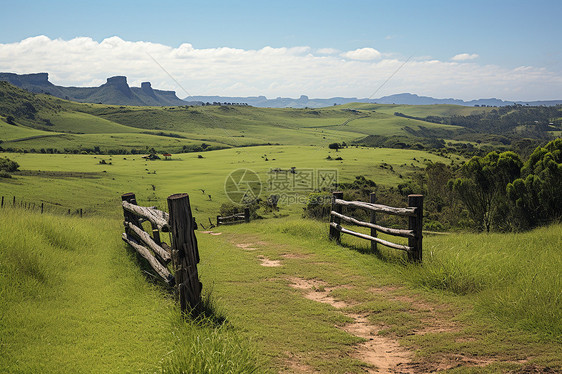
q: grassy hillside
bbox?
[343,103,496,117]
[0,208,259,373]
[1,82,473,153]
[1,116,63,141]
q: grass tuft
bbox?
[401,226,562,339]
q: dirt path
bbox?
[225,233,418,373]
[288,277,414,373]
[219,233,542,373]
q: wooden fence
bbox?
[329,192,424,262]
[121,192,202,314]
[1,195,84,217]
[216,207,250,226]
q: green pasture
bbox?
[0,146,448,220]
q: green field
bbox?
[0,146,450,219]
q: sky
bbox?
[1,0,561,101]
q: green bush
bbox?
[0,157,19,172]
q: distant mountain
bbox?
[188,92,562,108]
[0,73,198,106]
[2,72,560,108]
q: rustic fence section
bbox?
[216,207,250,226]
[121,192,202,314]
[329,192,424,262]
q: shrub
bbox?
[0,157,19,172]
[303,192,331,220]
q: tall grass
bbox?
[160,316,260,374]
[0,207,259,373]
[403,225,562,340]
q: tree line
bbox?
[307,138,561,232]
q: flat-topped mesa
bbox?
[141,81,157,98]
[297,94,309,103]
[0,72,51,86]
[102,76,134,98]
[20,72,50,85]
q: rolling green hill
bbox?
[1,82,472,153]
[1,81,559,156]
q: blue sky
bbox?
[1,0,561,100]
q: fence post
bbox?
[41,202,44,214]
[216,215,221,227]
[408,194,424,263]
[151,222,161,244]
[167,193,202,315]
[79,208,83,218]
[244,207,250,223]
[370,192,378,252]
[13,196,16,207]
[1,196,4,208]
[121,193,140,234]
[329,191,343,244]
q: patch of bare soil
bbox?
[510,364,559,373]
[199,231,222,235]
[258,255,282,267]
[281,253,311,259]
[370,287,461,335]
[288,277,413,373]
[280,353,318,374]
[343,313,414,374]
[235,243,257,251]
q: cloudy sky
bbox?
[1,0,561,101]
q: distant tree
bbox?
[6,116,15,125]
[449,151,522,232]
[328,143,341,152]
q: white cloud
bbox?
[341,47,382,61]
[451,53,479,61]
[316,48,339,55]
[0,36,560,101]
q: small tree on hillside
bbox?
[328,143,341,152]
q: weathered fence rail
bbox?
[121,192,202,314]
[329,192,424,262]
[216,207,250,226]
